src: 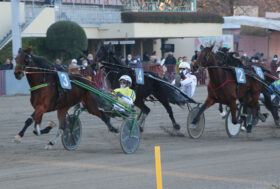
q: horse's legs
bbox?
[218,103,227,117]
[218,103,223,113]
[190,97,215,127]
[100,111,119,133]
[32,106,47,136]
[48,108,69,146]
[157,96,180,130]
[228,101,238,124]
[263,91,279,126]
[40,121,56,134]
[246,95,260,133]
[14,113,35,142]
[134,100,151,132]
[85,93,118,133]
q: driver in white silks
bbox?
[113,75,136,111]
[172,62,197,98]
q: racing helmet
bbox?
[277,66,280,73]
[179,62,191,70]
[119,75,132,87]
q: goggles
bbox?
[120,80,129,84]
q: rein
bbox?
[25,71,55,74]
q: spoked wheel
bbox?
[120,117,140,154]
[187,107,205,139]
[225,112,241,138]
[61,114,82,151]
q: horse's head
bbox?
[197,45,215,68]
[95,44,109,62]
[95,44,116,62]
[14,47,33,80]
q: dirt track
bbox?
[1,86,280,189]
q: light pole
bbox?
[11,0,22,65]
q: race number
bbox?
[235,67,246,84]
[253,66,264,80]
[57,71,72,89]
[135,68,144,85]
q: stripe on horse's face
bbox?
[14,48,30,80]
[198,47,212,67]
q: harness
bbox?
[29,83,48,92]
[17,57,65,109]
[208,76,235,99]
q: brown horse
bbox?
[191,45,263,135]
[14,47,118,146]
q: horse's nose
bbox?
[14,71,23,80]
[193,65,198,72]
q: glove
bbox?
[116,92,124,98]
[180,72,186,79]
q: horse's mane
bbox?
[216,49,243,67]
[32,55,52,69]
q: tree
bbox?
[0,37,49,65]
[46,21,88,62]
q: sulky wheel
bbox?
[187,107,205,139]
[225,111,241,138]
[61,114,82,151]
[120,117,140,154]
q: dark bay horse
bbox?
[191,45,263,135]
[216,47,280,126]
[95,45,192,131]
[14,47,118,145]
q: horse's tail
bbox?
[146,73,197,106]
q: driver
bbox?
[172,62,197,98]
[113,75,136,111]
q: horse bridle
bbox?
[16,54,32,70]
[205,50,212,62]
[197,49,212,69]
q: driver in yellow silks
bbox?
[113,75,136,111]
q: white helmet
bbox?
[277,67,280,73]
[119,75,132,86]
[179,62,191,69]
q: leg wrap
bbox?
[41,126,52,134]
[18,117,34,137]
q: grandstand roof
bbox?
[223,16,280,31]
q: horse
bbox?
[215,47,280,126]
[14,47,118,145]
[191,45,263,135]
[94,45,192,131]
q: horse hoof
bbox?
[109,127,119,133]
[33,125,41,136]
[13,135,22,143]
[219,111,227,119]
[44,144,53,150]
[48,121,56,128]
[246,132,261,141]
[173,123,180,130]
[241,126,246,131]
[33,130,40,136]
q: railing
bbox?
[123,1,196,12]
[61,0,122,6]
[69,64,207,91]
[0,71,6,96]
[0,4,49,50]
[56,5,122,24]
